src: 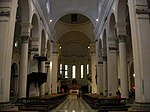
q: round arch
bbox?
[59,31,90,46]
[10,63,18,99]
[31,14,39,39]
[58,29,93,42]
[52,10,95,28]
[108,13,117,38]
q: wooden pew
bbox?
[15,93,67,111]
[82,93,130,111]
[97,97,130,112]
[82,93,100,109]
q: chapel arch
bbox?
[109,14,117,38]
[10,63,18,100]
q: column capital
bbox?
[108,37,117,42]
[118,35,126,43]
[89,42,96,54]
[98,58,103,64]
[108,37,117,51]
[21,22,32,37]
[53,42,60,54]
[115,22,127,36]
[103,56,107,61]
[21,36,29,43]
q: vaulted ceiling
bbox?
[50,0,98,57]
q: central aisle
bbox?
[51,97,98,112]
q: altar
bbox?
[69,89,79,99]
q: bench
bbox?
[82,93,130,111]
[15,94,67,111]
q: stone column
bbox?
[96,40,103,93]
[0,0,18,102]
[47,41,53,94]
[107,37,118,96]
[102,48,108,95]
[128,0,150,110]
[18,36,29,97]
[118,35,129,98]
[52,53,59,93]
[52,43,59,93]
[90,43,97,93]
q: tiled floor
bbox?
[51,97,98,112]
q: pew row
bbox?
[82,93,130,111]
[15,93,67,111]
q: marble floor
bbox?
[51,97,98,112]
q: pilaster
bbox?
[107,37,118,96]
[128,0,150,110]
[89,43,97,93]
[118,35,129,98]
[0,0,18,102]
[51,43,59,93]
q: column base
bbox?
[132,102,150,111]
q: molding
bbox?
[136,8,149,15]
[109,47,117,51]
[0,11,10,17]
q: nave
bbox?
[52,97,97,112]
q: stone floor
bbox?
[51,97,98,112]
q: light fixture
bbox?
[133,73,135,77]
[50,19,52,22]
[59,47,61,49]
[14,41,18,47]
[88,46,90,49]
[96,19,99,21]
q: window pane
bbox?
[81,65,84,78]
[87,64,89,75]
[65,65,68,78]
[72,65,76,79]
[60,64,62,74]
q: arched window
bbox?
[65,65,68,78]
[60,64,62,75]
[72,65,76,79]
[81,65,84,78]
[87,64,89,75]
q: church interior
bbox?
[0,0,150,111]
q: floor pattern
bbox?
[51,97,98,112]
